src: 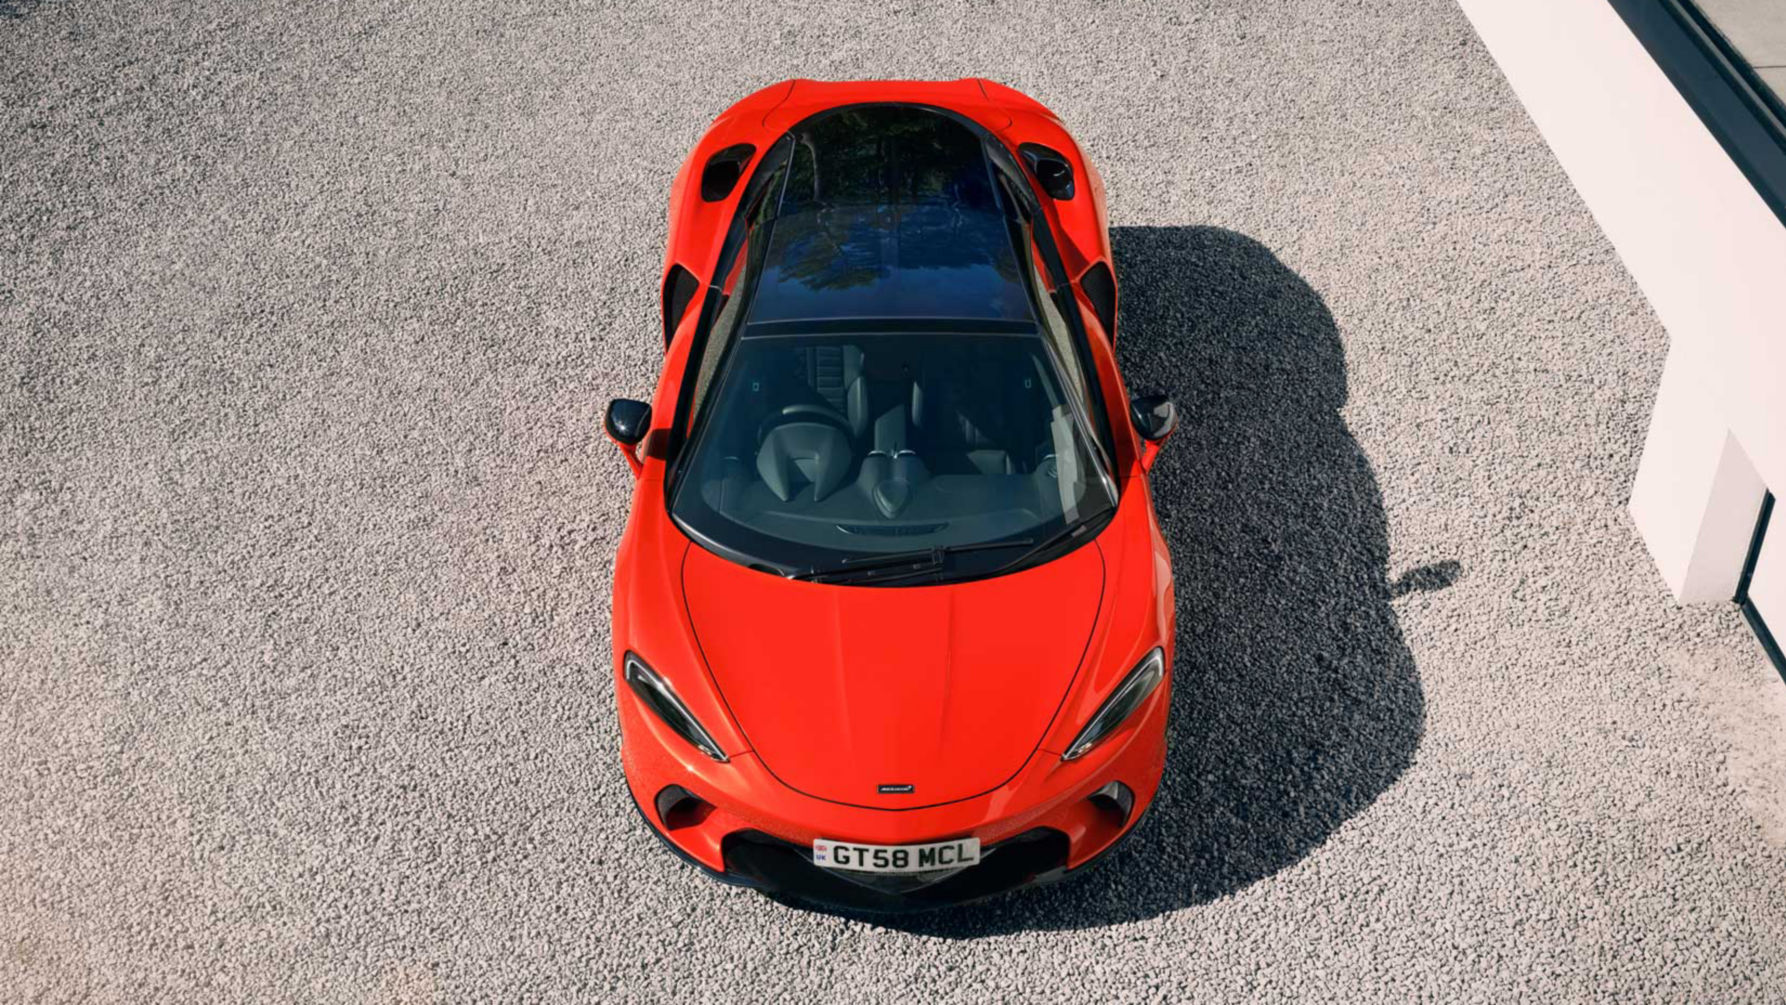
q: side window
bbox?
[686,167,783,425]
[688,249,747,422]
[993,161,1117,477]
[993,167,1098,413]
[1023,235,1092,408]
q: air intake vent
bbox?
[1018,143,1075,200]
[700,143,756,202]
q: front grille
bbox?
[720,829,1070,912]
[829,862,973,896]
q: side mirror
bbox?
[605,399,652,476]
[1129,394,1177,471]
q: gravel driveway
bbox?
[6,0,1786,1001]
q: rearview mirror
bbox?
[1129,394,1177,471]
[605,398,652,476]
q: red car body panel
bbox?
[613,79,1175,908]
[681,534,1104,809]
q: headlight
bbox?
[1062,647,1165,761]
[624,652,728,763]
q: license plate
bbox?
[812,837,981,874]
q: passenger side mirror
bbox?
[1129,394,1177,471]
[605,398,652,476]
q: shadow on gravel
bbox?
[0,0,47,20]
[886,225,1435,937]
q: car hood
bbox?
[680,542,1105,808]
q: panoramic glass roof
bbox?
[745,105,1032,326]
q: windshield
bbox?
[669,327,1117,580]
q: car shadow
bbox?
[879,225,1435,936]
[0,0,46,21]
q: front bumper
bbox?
[618,677,1168,912]
[631,789,1154,913]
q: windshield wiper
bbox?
[793,537,1038,584]
[983,515,1100,578]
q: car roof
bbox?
[743,105,1035,328]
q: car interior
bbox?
[676,332,1104,558]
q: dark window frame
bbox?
[1735,491,1786,682]
[1607,0,1786,228]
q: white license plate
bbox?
[812,837,981,874]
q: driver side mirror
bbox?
[1129,393,1177,471]
[605,398,652,476]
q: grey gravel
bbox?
[5,1,1786,1002]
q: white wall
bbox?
[1630,348,1767,601]
[1455,0,1786,602]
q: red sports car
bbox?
[605,79,1178,911]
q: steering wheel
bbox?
[755,403,853,446]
